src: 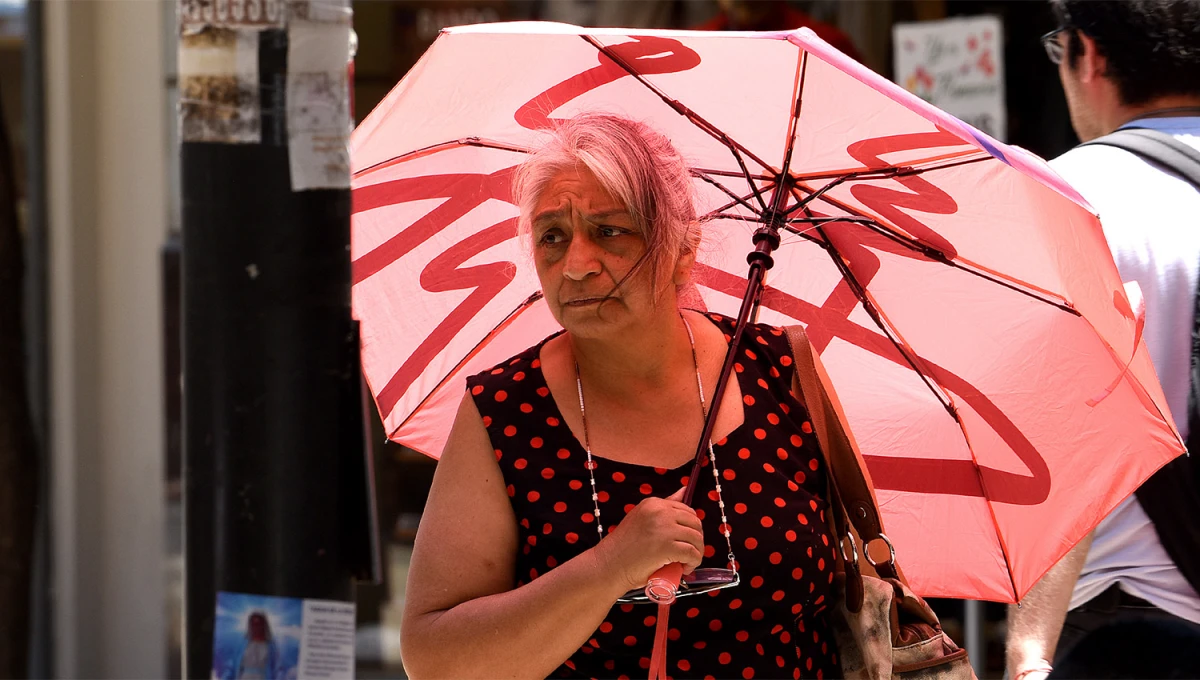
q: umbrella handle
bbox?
[645,562,684,604]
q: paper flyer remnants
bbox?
[893,16,1007,141]
[181,0,287,30]
[179,27,261,144]
[284,0,353,191]
[299,600,357,678]
[286,13,353,191]
[212,591,355,680]
[179,0,354,191]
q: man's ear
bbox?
[1075,32,1107,83]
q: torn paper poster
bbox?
[286,17,353,190]
[287,0,353,25]
[212,591,355,680]
[179,27,261,144]
[180,0,286,31]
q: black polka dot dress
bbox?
[467,313,840,680]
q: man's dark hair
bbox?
[1051,0,1200,105]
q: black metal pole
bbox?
[181,11,364,678]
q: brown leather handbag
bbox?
[786,326,975,680]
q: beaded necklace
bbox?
[573,314,739,574]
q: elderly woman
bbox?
[400,114,840,679]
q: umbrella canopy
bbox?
[349,22,1185,603]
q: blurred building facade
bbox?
[40,0,170,677]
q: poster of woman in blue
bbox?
[213,592,302,680]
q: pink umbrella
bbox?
[349,23,1184,603]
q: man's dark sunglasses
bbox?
[1041,27,1068,65]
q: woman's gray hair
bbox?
[512,113,701,295]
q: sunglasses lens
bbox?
[683,568,740,591]
[617,569,740,604]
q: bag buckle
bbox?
[865,533,897,570]
[840,532,859,569]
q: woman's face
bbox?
[531,166,679,339]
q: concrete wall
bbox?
[44,0,168,676]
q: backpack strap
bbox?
[1080,127,1200,188]
[1080,126,1200,597]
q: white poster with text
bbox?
[212,592,355,680]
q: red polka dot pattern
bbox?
[467,313,838,679]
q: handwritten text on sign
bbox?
[893,16,1007,142]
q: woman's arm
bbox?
[400,392,703,679]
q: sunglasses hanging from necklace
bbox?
[574,313,741,604]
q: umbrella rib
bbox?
[703,211,825,248]
[937,371,1024,604]
[785,151,989,184]
[784,157,995,219]
[578,36,775,171]
[580,34,776,212]
[694,167,776,182]
[855,315,1023,603]
[353,137,531,178]
[697,169,775,216]
[728,144,771,213]
[705,211,827,247]
[705,203,762,223]
[793,155,991,184]
[777,46,808,185]
[859,222,1076,312]
[784,216,876,233]
[785,216,1078,313]
[392,291,545,440]
[815,226,958,417]
[693,175,827,247]
[784,182,1080,314]
[893,154,993,176]
[694,171,769,218]
[784,172,880,217]
[813,228,1071,602]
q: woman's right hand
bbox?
[592,487,705,596]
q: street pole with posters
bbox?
[179,1,376,677]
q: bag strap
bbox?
[785,325,898,583]
[1081,127,1200,439]
[1080,127,1200,189]
[1081,126,1200,597]
[812,428,866,611]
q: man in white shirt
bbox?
[1006,2,1200,679]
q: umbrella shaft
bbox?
[682,255,772,506]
